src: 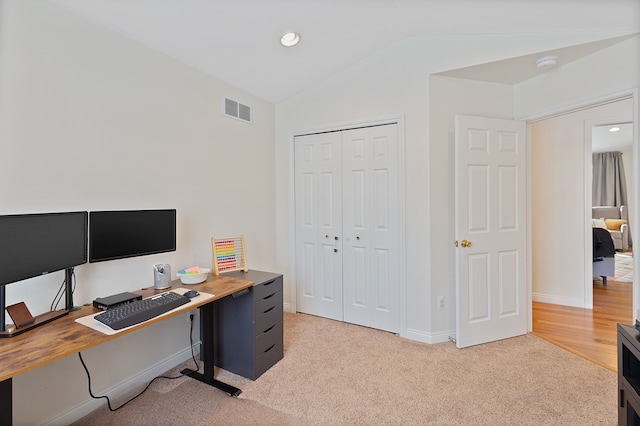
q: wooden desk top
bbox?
[0,273,255,383]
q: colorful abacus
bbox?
[211,235,248,274]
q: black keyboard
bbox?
[94,292,191,330]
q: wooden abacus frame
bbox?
[211,235,248,275]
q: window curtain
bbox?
[592,151,628,207]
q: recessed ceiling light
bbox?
[280,32,300,47]
[536,55,557,70]
[609,127,621,132]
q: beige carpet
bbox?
[75,312,617,425]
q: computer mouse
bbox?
[184,290,199,298]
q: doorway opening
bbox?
[529,94,637,371]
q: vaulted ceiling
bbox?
[47,0,640,103]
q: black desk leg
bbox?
[181,301,241,397]
[1,377,11,425]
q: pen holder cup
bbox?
[153,264,171,290]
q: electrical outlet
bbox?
[437,296,445,310]
[186,311,195,323]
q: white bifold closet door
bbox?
[294,123,400,333]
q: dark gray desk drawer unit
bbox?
[213,270,283,380]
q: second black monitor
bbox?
[89,209,176,263]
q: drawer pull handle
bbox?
[263,324,275,333]
[263,280,275,287]
[232,288,250,298]
[263,292,276,300]
[263,306,275,314]
[264,343,276,353]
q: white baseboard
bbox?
[532,292,585,308]
[404,327,455,345]
[43,344,200,426]
[284,304,454,345]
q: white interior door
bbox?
[342,125,400,333]
[294,123,401,333]
[455,115,527,348]
[294,132,343,321]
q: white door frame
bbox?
[288,115,407,336]
[520,88,639,320]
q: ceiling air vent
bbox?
[224,97,252,123]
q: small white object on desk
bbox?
[177,267,210,285]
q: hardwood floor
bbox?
[532,276,633,372]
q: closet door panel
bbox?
[352,245,367,307]
[294,133,343,321]
[342,124,400,333]
[373,247,391,312]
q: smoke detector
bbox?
[536,55,557,70]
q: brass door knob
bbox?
[461,239,472,248]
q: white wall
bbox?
[515,36,640,118]
[0,1,275,424]
[530,99,634,307]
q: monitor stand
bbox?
[65,267,80,311]
[0,309,68,337]
[0,267,76,337]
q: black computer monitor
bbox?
[89,209,176,263]
[0,211,88,332]
[0,211,88,286]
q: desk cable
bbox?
[78,313,200,412]
[51,269,75,311]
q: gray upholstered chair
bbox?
[592,205,630,251]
